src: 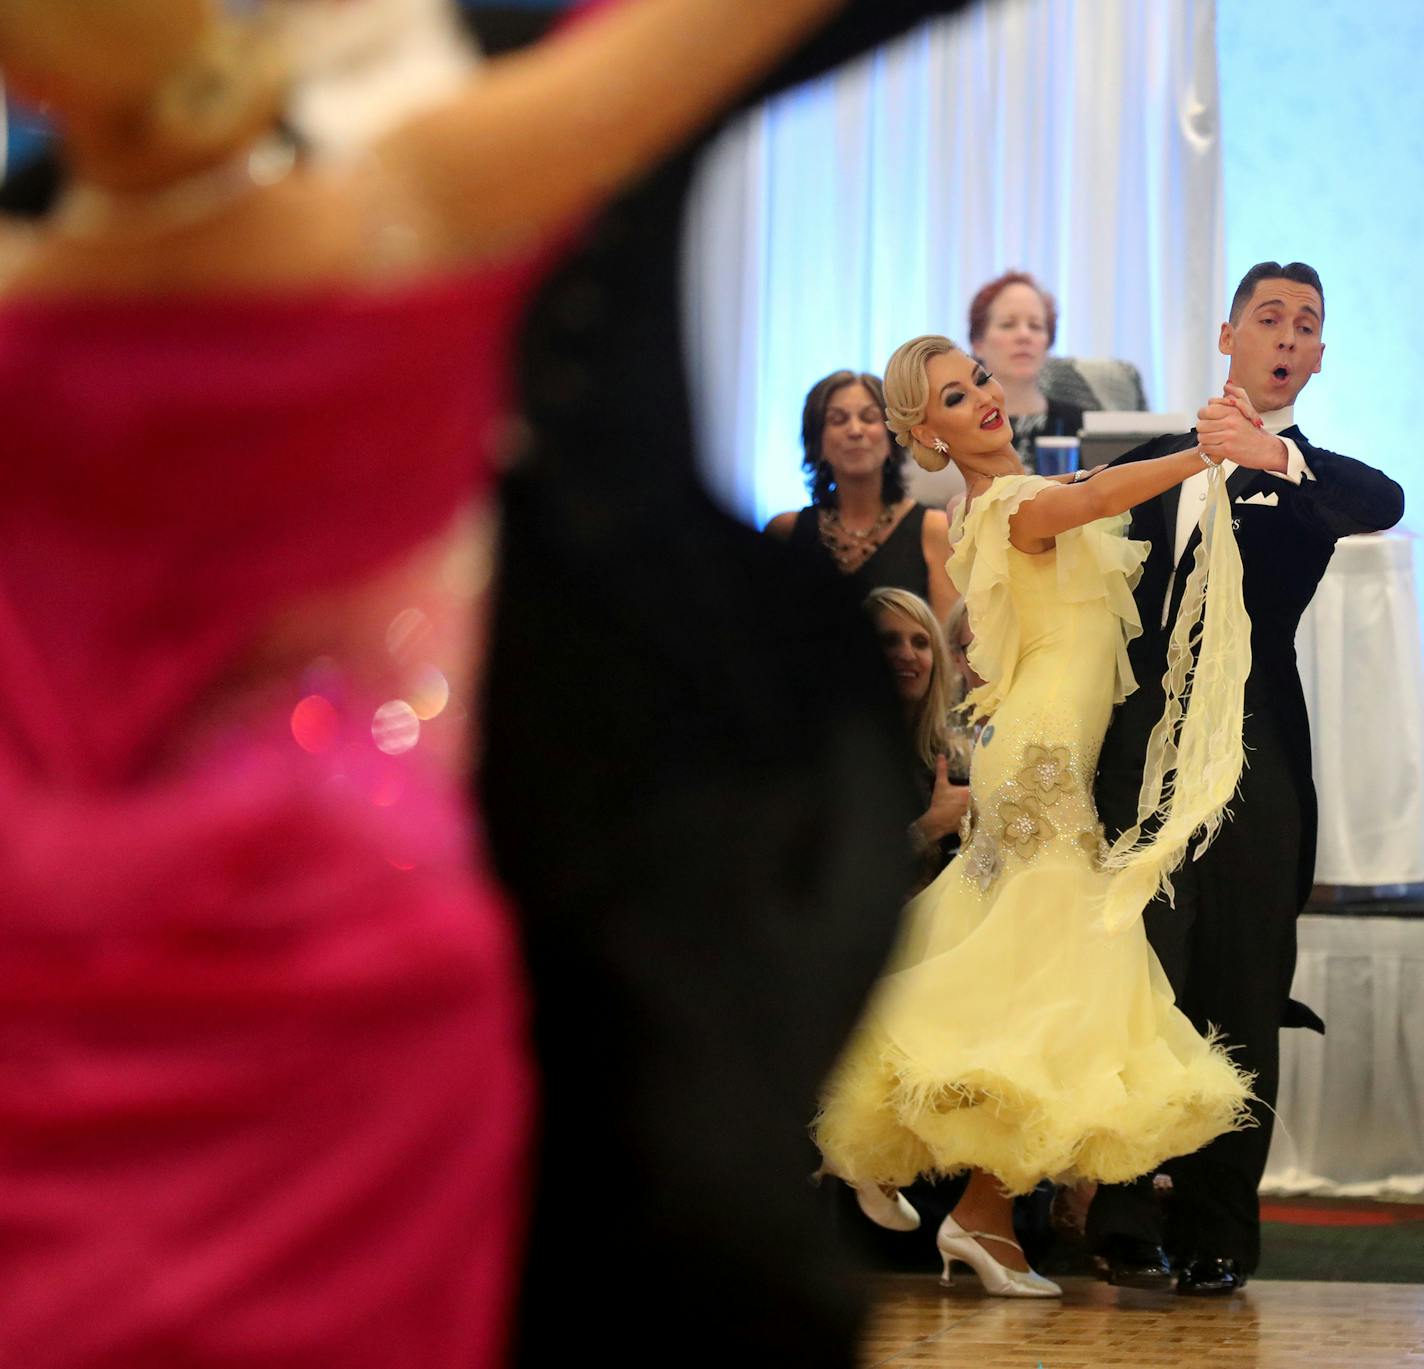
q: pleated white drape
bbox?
[683,0,1224,524]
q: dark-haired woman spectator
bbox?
[766,371,956,622]
[968,272,1084,472]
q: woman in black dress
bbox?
[766,370,956,622]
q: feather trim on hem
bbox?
[814,1025,1255,1197]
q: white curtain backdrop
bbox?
[683,0,1224,525]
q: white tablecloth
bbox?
[1263,914,1424,1198]
[1296,531,1424,886]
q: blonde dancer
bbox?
[815,336,1261,1296]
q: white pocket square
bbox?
[1236,490,1279,507]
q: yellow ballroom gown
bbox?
[815,474,1254,1195]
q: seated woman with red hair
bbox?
[967,270,1084,472]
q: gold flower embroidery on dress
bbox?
[1076,823,1111,867]
[957,742,1087,891]
[1016,744,1073,805]
[963,823,1002,890]
[998,793,1057,860]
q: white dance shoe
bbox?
[936,1214,1062,1298]
[853,1184,921,1232]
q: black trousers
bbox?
[1088,716,1305,1272]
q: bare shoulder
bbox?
[0,172,413,298]
[0,219,40,295]
[764,510,801,538]
[921,505,951,539]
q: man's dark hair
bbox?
[1228,261,1325,326]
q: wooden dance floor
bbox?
[861,1275,1424,1367]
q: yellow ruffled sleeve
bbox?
[948,474,1149,722]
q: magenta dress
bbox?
[0,272,534,1366]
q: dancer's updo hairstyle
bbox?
[147,14,287,166]
[0,0,287,175]
[883,334,962,473]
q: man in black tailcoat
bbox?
[1088,262,1405,1295]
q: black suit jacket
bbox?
[1096,429,1405,912]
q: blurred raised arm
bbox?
[379,0,847,258]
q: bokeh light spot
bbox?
[291,694,340,753]
[368,769,406,808]
[372,699,420,755]
[408,665,451,721]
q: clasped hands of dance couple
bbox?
[814,339,1288,1299]
[1197,382,1285,467]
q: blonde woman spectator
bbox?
[866,588,969,893]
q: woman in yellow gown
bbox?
[814,336,1265,1296]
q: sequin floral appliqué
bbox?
[959,741,1108,892]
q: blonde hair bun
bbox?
[146,15,288,163]
[883,334,960,472]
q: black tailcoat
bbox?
[1089,428,1404,1270]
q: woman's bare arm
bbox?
[921,507,959,622]
[378,0,846,259]
[1007,449,1210,553]
[1040,463,1106,486]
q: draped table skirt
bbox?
[1296,530,1424,886]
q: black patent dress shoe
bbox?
[1093,1235,1174,1290]
[1175,1256,1248,1296]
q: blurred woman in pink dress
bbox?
[0,1,846,1364]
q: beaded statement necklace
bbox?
[52,135,298,243]
[817,502,901,574]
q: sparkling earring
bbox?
[932,438,950,454]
